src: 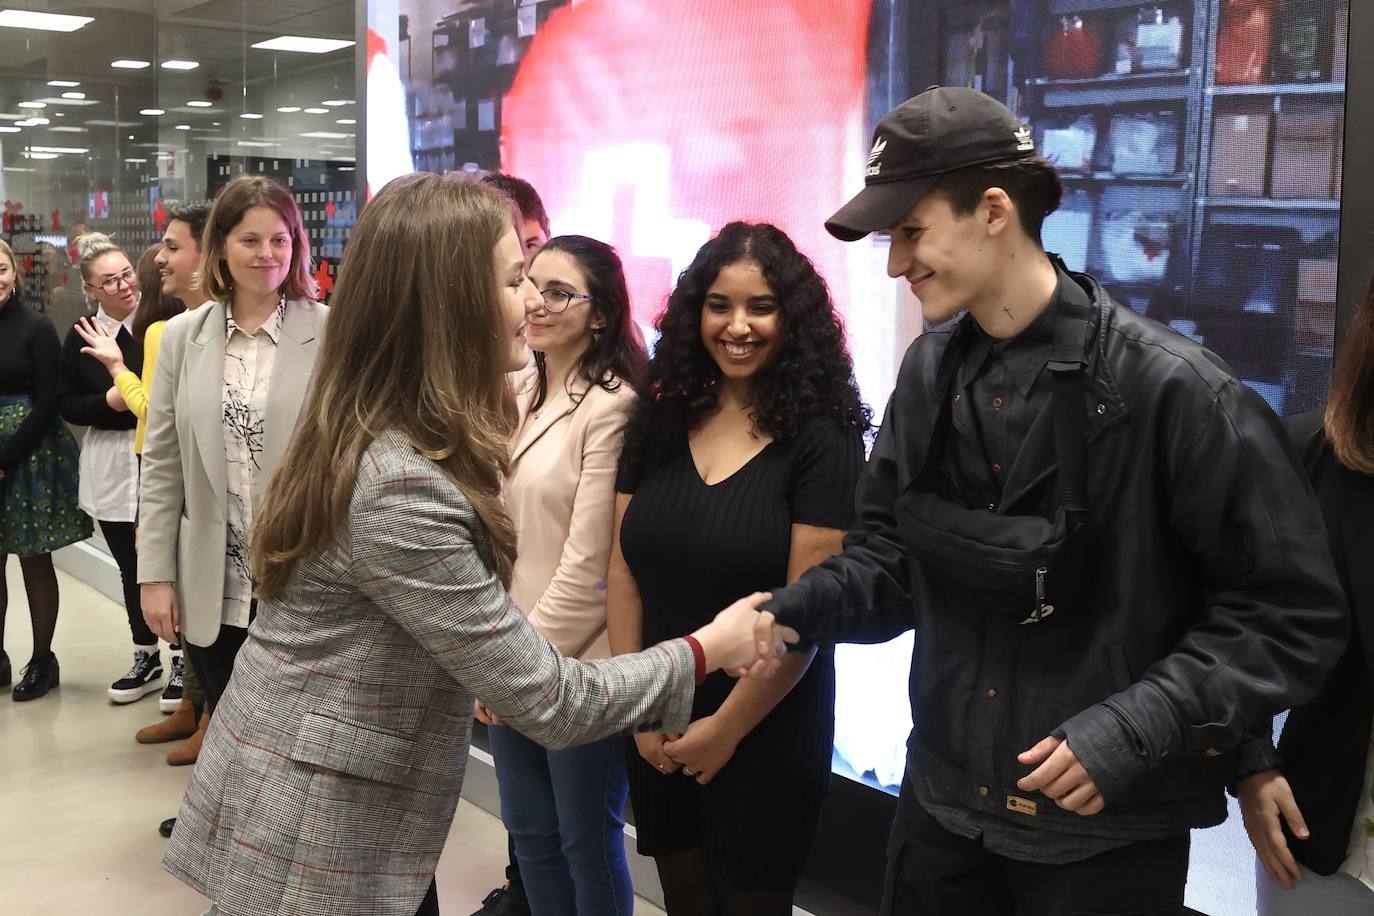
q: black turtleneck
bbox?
[0,295,63,471]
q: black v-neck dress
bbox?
[617,418,864,891]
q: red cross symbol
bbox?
[2,200,23,234]
[153,199,168,236]
[326,199,336,220]
[313,259,334,298]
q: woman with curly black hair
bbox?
[608,222,870,914]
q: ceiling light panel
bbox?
[161,60,199,70]
[47,80,80,88]
[251,36,354,54]
[185,100,212,108]
[0,9,93,32]
[111,59,151,69]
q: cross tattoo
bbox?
[1003,306,1015,321]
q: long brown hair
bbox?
[253,173,518,597]
[200,175,316,304]
[1326,271,1374,473]
[132,245,185,340]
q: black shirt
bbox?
[0,295,62,470]
[949,294,1056,510]
[617,418,863,718]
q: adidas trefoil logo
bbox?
[1014,125,1034,152]
[866,136,888,177]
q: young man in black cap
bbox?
[748,86,1349,912]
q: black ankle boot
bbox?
[12,652,59,701]
[0,651,10,687]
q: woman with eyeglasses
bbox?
[57,233,162,704]
[479,235,647,915]
[0,239,91,700]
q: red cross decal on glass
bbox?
[2,200,23,234]
[313,259,334,298]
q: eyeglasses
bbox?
[539,288,593,314]
[88,267,136,295]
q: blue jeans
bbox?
[488,725,633,916]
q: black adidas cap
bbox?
[826,86,1037,242]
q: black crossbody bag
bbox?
[894,295,1093,624]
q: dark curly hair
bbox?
[622,221,870,476]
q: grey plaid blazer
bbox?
[163,430,696,915]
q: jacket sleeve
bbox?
[137,321,186,583]
[524,393,629,657]
[762,388,916,647]
[1059,378,1349,801]
[0,318,62,471]
[352,449,696,748]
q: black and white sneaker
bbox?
[108,648,163,704]
[159,651,185,714]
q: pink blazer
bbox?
[508,368,635,660]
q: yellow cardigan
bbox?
[113,320,165,455]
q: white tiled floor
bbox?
[0,562,666,915]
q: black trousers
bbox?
[881,790,1190,916]
[183,607,253,713]
[98,520,156,646]
[415,878,439,915]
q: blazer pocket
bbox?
[289,710,419,786]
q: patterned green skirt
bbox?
[0,395,92,556]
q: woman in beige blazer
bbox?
[480,235,646,915]
[159,174,785,916]
[138,174,326,726]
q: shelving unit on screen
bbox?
[1019,0,1347,417]
[1193,0,1347,416]
[1022,0,1206,322]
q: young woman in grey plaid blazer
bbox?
[161,173,791,916]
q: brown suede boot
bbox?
[136,698,197,744]
[167,709,209,766]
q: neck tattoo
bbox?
[1003,306,1016,321]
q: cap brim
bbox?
[825,174,941,242]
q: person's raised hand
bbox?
[1239,770,1308,890]
[141,583,180,644]
[1017,735,1105,816]
[634,731,681,776]
[75,317,127,374]
[662,715,739,785]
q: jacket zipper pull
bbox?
[1021,567,1053,625]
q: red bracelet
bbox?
[682,635,706,685]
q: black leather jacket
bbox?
[767,268,1349,839]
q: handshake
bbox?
[690,593,801,679]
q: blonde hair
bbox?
[75,231,125,284]
[199,175,315,304]
[0,239,23,298]
[253,173,519,596]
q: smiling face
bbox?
[84,251,140,319]
[0,247,16,303]
[884,192,1001,325]
[526,248,599,362]
[699,259,780,385]
[495,227,541,371]
[224,205,292,300]
[155,218,201,300]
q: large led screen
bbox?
[366,2,1349,912]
